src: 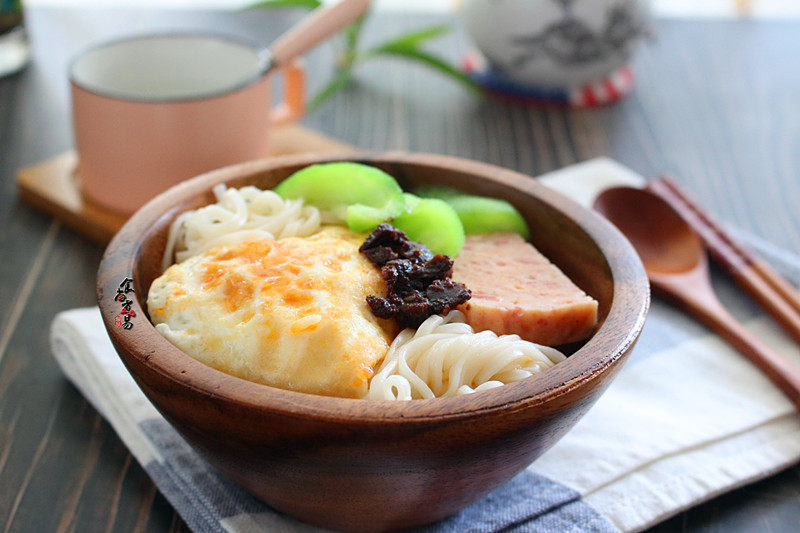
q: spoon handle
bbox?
[705,306,800,408]
[268,0,371,67]
[648,177,800,345]
[658,276,800,409]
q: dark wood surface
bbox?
[0,6,798,532]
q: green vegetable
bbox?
[345,192,422,233]
[413,186,463,201]
[275,162,405,223]
[416,186,529,239]
[345,203,396,232]
[448,196,529,239]
[274,163,522,255]
[393,196,464,256]
[401,192,422,211]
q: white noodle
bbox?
[367,311,566,400]
[162,184,321,271]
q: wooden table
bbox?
[1,7,798,532]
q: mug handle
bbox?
[269,59,306,125]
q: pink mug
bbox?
[70,33,305,214]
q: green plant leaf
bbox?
[246,0,321,9]
[308,69,354,111]
[1,0,21,12]
[368,44,480,93]
[346,13,368,51]
[371,24,451,50]
[339,13,368,69]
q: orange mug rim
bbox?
[68,31,272,104]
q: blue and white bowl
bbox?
[463,0,651,90]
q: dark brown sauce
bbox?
[359,224,471,328]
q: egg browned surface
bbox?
[147,227,396,398]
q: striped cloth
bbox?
[50,158,800,532]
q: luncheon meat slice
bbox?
[452,233,598,346]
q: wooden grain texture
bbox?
[15,125,352,245]
[1,7,799,533]
[96,152,647,532]
[595,186,800,408]
[649,176,800,343]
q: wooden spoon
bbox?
[594,186,800,408]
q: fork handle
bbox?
[656,274,800,409]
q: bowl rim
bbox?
[98,151,649,423]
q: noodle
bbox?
[367,311,566,400]
[151,176,574,401]
[162,184,322,271]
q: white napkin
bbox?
[51,158,800,532]
[540,159,800,530]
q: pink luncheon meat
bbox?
[452,233,599,346]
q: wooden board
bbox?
[16,124,353,245]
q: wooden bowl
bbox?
[97,152,649,532]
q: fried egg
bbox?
[147,227,396,398]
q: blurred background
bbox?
[2,1,800,532]
[17,0,800,16]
